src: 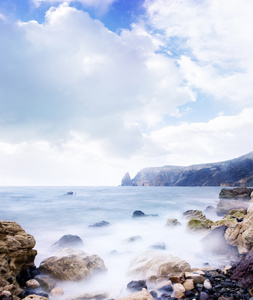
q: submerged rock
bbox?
[64,191,74,195]
[34,275,56,292]
[124,236,142,243]
[52,234,84,249]
[201,225,238,255]
[132,210,158,218]
[216,199,249,216]
[66,291,108,300]
[165,219,181,227]
[128,251,191,281]
[39,248,107,281]
[88,221,110,228]
[117,288,153,300]
[150,242,166,250]
[127,280,147,292]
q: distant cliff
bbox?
[121,152,253,187]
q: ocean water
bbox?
[1,186,224,298]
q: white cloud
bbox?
[142,107,253,167]
[144,0,253,106]
[0,3,194,155]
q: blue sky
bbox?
[0,0,253,185]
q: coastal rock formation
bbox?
[127,251,191,281]
[0,221,37,296]
[39,248,107,281]
[219,187,253,199]
[225,203,253,254]
[121,172,133,186]
[121,152,253,186]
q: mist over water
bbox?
[1,186,223,298]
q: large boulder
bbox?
[231,251,253,287]
[225,204,253,254]
[219,188,253,199]
[0,221,37,296]
[127,251,191,281]
[186,218,213,232]
[39,248,107,281]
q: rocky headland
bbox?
[121,152,253,186]
[3,187,253,300]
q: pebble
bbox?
[26,279,40,289]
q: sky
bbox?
[0,0,253,186]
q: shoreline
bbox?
[1,187,253,300]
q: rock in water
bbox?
[0,221,37,296]
[127,280,147,292]
[88,221,110,228]
[183,210,207,220]
[39,248,107,281]
[121,172,133,186]
[132,210,146,218]
[52,235,84,249]
[219,187,253,199]
[165,218,181,227]
[186,218,213,232]
[127,251,191,281]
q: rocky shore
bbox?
[2,187,253,300]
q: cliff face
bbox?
[122,152,253,187]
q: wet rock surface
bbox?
[127,251,191,280]
[51,235,84,249]
[0,221,37,297]
[39,248,107,281]
[132,211,158,218]
[219,188,253,199]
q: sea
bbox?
[1,186,225,298]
